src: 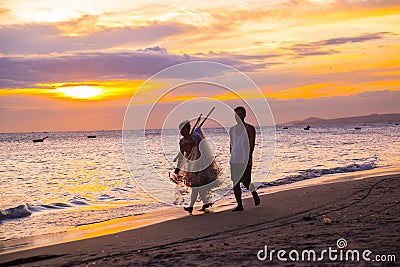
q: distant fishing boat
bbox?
[395,123,399,125]
[355,127,361,130]
[304,125,310,130]
[283,126,288,129]
[87,135,97,138]
[33,136,48,143]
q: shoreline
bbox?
[1,166,399,256]
[1,167,399,266]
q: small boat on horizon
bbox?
[304,125,310,130]
[395,123,399,125]
[33,136,48,143]
[87,135,97,138]
[283,126,288,129]
[355,127,362,130]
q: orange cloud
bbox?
[262,80,400,100]
[56,14,105,36]
[0,80,163,102]
[211,79,400,101]
[0,7,10,15]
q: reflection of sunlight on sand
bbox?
[0,208,183,255]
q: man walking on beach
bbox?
[230,106,260,211]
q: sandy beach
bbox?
[1,172,399,266]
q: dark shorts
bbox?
[230,164,252,187]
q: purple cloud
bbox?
[286,32,393,57]
[0,23,192,54]
[0,48,281,88]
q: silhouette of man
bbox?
[229,106,260,211]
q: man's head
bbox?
[179,120,191,137]
[234,106,246,123]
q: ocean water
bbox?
[0,124,399,248]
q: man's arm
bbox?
[247,124,256,155]
[229,127,233,153]
[175,140,184,173]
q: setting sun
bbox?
[56,86,105,99]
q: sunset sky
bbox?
[0,0,399,132]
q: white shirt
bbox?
[230,124,250,164]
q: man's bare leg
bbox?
[232,183,244,211]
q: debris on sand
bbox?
[323,217,332,224]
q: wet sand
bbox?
[1,173,399,266]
